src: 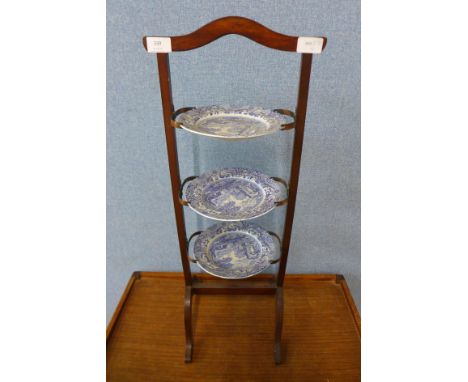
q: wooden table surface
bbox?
[107,272,360,382]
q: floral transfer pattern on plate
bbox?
[175,105,289,139]
[193,221,276,279]
[185,168,283,221]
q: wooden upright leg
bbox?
[274,286,284,364]
[274,54,313,364]
[184,286,193,362]
[156,53,195,363]
[277,54,313,288]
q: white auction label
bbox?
[146,37,172,53]
[296,37,324,54]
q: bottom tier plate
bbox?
[193,221,276,279]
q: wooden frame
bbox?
[143,16,326,364]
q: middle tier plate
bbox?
[185,168,286,221]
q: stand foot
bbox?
[274,286,284,364]
[184,286,193,362]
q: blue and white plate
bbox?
[175,105,289,139]
[185,168,283,221]
[193,221,276,279]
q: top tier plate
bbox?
[174,105,292,139]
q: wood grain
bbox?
[143,16,326,52]
[107,273,360,381]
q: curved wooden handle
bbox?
[143,16,326,53]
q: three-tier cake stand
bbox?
[143,16,326,364]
